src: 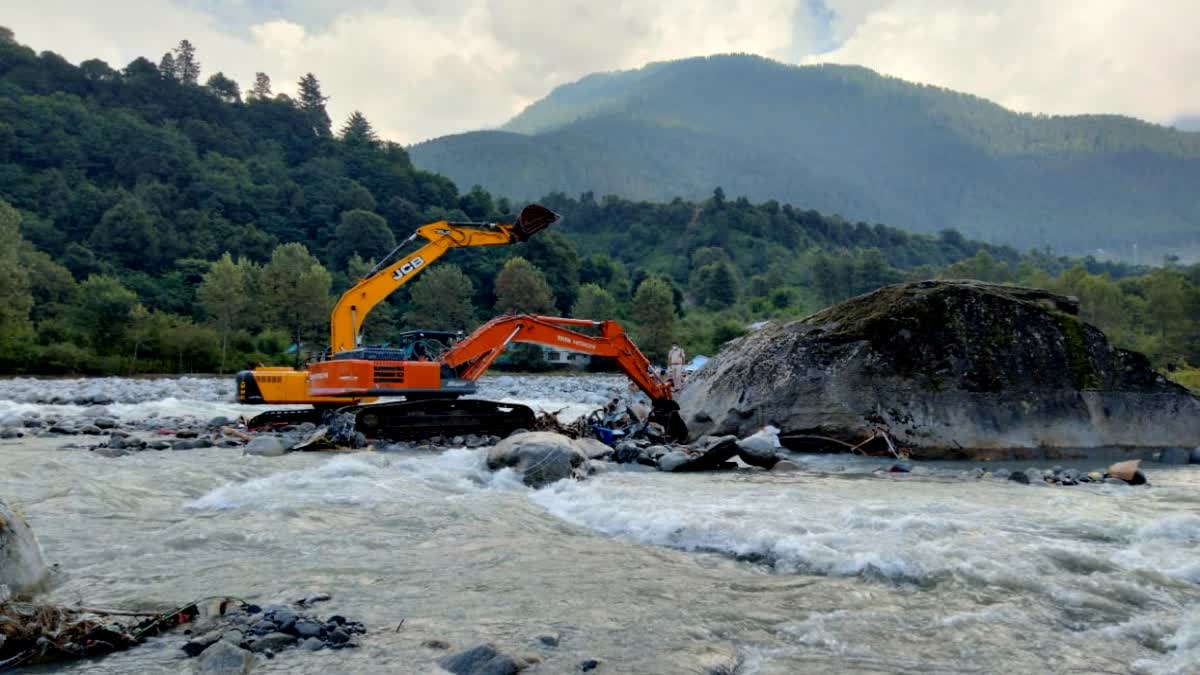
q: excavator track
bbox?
[247,399,536,440]
[347,398,537,440]
[245,408,327,431]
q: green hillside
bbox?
[411,54,1200,256]
[2,30,1198,379]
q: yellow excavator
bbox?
[236,203,688,441]
[236,204,558,412]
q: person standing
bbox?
[667,342,686,390]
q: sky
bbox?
[6,1,1199,143]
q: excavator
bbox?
[236,204,687,442]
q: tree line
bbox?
[0,30,1196,388]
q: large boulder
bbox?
[487,432,586,488]
[1,498,49,597]
[679,280,1200,459]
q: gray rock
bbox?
[888,460,913,473]
[182,630,223,657]
[249,620,277,636]
[660,437,740,472]
[487,432,587,488]
[679,280,1200,458]
[175,429,199,439]
[645,444,671,459]
[735,436,781,469]
[250,631,296,653]
[244,436,287,457]
[1192,447,1200,464]
[452,435,465,446]
[1159,447,1191,465]
[438,643,520,675]
[79,425,102,435]
[298,422,316,433]
[107,436,126,449]
[613,443,641,464]
[0,428,22,439]
[173,440,197,450]
[93,417,118,429]
[572,437,612,459]
[195,640,254,674]
[1009,471,1030,484]
[536,632,561,647]
[992,468,1011,479]
[465,434,488,448]
[1060,468,1082,482]
[209,416,232,427]
[656,450,694,472]
[326,628,350,644]
[94,446,129,458]
[0,498,49,594]
[293,621,323,638]
[300,637,324,651]
[264,606,296,630]
[771,459,802,472]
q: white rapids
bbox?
[2,375,1199,674]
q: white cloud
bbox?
[3,1,1197,143]
[815,0,1200,124]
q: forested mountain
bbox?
[411,54,1200,257]
[1,29,1198,384]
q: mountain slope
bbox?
[411,55,1200,256]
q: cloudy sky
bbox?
[7,1,1198,142]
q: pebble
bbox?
[195,640,254,674]
[536,632,561,647]
[175,429,199,439]
[300,637,324,651]
[438,643,521,675]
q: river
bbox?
[2,376,1198,674]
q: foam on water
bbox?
[531,472,1200,597]
[186,448,525,513]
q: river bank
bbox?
[3,377,1200,673]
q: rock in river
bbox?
[1,498,49,596]
[196,640,255,674]
[487,432,586,488]
[243,436,287,457]
[438,643,521,675]
[679,280,1200,459]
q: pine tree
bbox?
[158,52,177,80]
[340,111,378,146]
[632,277,675,362]
[406,265,476,330]
[251,72,272,99]
[205,72,241,104]
[172,39,200,84]
[0,200,34,365]
[198,253,252,372]
[571,283,618,320]
[494,257,555,315]
[263,243,332,366]
[296,73,331,137]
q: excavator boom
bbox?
[443,315,674,403]
[329,204,557,353]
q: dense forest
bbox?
[1,30,1198,390]
[411,54,1200,259]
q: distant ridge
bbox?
[412,54,1200,256]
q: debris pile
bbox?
[0,596,364,670]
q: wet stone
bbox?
[79,425,102,435]
[195,640,254,674]
[293,620,323,638]
[300,637,324,651]
[438,643,521,675]
[94,417,118,429]
[250,631,297,653]
[1009,471,1031,484]
[175,429,199,439]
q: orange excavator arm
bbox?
[442,315,675,403]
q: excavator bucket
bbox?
[512,204,559,240]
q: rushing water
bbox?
[2,377,1199,674]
